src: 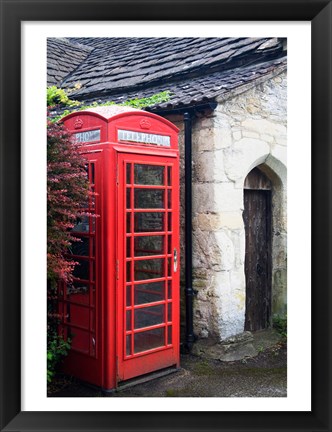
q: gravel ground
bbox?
[48,341,286,398]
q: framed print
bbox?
[1,0,331,431]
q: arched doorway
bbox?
[243,166,272,331]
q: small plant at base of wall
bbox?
[272,314,287,339]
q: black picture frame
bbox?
[1,0,331,431]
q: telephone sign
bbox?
[60,106,180,390]
[74,129,101,143]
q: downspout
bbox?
[183,111,195,351]
[151,102,217,352]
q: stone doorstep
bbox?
[192,329,282,362]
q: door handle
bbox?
[173,248,178,273]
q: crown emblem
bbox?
[140,119,151,130]
[74,118,84,129]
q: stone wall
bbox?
[166,71,287,341]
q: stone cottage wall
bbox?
[166,71,287,341]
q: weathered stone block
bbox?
[223,138,270,182]
[241,118,286,138]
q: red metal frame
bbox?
[60,107,179,390]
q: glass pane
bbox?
[126,262,132,282]
[134,304,165,329]
[167,166,172,186]
[134,236,164,256]
[167,325,172,345]
[90,163,95,184]
[126,285,132,306]
[90,260,95,282]
[167,258,172,277]
[167,212,172,231]
[167,235,172,254]
[134,164,164,185]
[69,237,89,257]
[72,215,89,233]
[126,335,131,356]
[126,310,132,330]
[134,327,165,353]
[126,163,131,184]
[167,190,172,209]
[126,189,131,209]
[134,258,164,281]
[134,189,164,209]
[134,212,164,232]
[126,237,131,257]
[168,302,172,322]
[66,282,89,305]
[126,213,131,233]
[167,280,172,300]
[73,258,89,281]
[134,281,165,305]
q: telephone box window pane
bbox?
[134,281,164,305]
[168,303,172,322]
[134,212,164,232]
[91,259,95,282]
[134,165,164,185]
[167,280,172,300]
[167,190,172,209]
[126,237,131,258]
[134,189,164,209]
[126,310,132,330]
[126,285,132,306]
[73,258,89,281]
[134,258,164,281]
[134,236,164,256]
[90,163,95,184]
[126,164,132,184]
[126,189,131,209]
[72,215,89,233]
[167,326,172,345]
[167,258,172,277]
[134,304,165,329]
[66,282,89,305]
[167,166,172,186]
[69,237,89,257]
[126,335,132,356]
[167,235,172,254]
[126,262,132,282]
[134,327,165,353]
[126,213,131,233]
[167,212,172,231]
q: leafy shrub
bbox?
[47,335,71,382]
[273,314,287,338]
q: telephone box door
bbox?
[116,152,180,382]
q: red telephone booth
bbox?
[59,106,180,390]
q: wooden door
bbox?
[243,168,272,331]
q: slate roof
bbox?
[47,37,287,111]
[47,38,93,87]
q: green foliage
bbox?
[47,335,71,382]
[49,88,171,122]
[47,85,81,108]
[273,314,287,338]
